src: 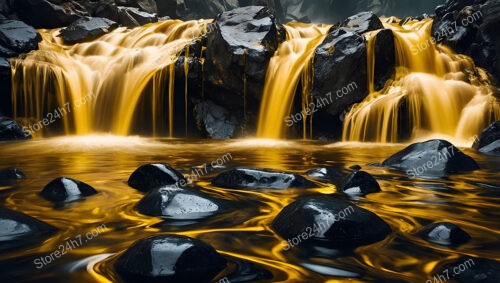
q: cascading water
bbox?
[10,20,210,137]
[256,22,331,139]
[342,19,500,143]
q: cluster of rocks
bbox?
[2,137,499,281]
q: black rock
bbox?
[116,6,157,27]
[136,185,231,220]
[0,168,26,184]
[339,171,381,196]
[313,28,367,117]
[212,168,316,190]
[271,196,391,247]
[0,116,31,141]
[205,6,284,105]
[382,139,479,177]
[417,222,471,246]
[341,11,384,34]
[0,20,41,54]
[60,17,118,44]
[194,100,239,139]
[306,166,346,181]
[373,29,395,91]
[0,58,12,116]
[14,0,89,29]
[0,207,57,252]
[473,121,500,155]
[40,177,98,202]
[128,163,186,192]
[435,257,500,283]
[115,234,227,282]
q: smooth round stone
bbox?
[40,177,98,202]
[0,168,26,184]
[417,222,471,246]
[115,234,227,282]
[128,163,186,192]
[212,168,316,190]
[339,171,381,196]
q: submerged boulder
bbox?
[473,121,500,155]
[194,100,239,139]
[115,234,227,282]
[0,116,31,141]
[205,6,284,103]
[128,163,186,192]
[0,20,41,54]
[417,222,471,246]
[306,166,346,182]
[339,170,381,196]
[40,177,98,202]
[212,168,316,190]
[313,28,367,117]
[59,17,118,44]
[341,11,384,34]
[136,185,232,220]
[272,196,391,247]
[0,207,57,251]
[382,140,479,177]
[434,257,500,283]
[0,168,26,185]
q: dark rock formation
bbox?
[212,168,316,189]
[205,6,284,105]
[0,57,12,117]
[434,257,500,283]
[313,28,367,117]
[339,170,381,196]
[0,168,26,184]
[59,17,118,44]
[13,0,89,29]
[0,207,57,252]
[473,121,500,155]
[128,163,186,192]
[417,222,471,246]
[0,116,31,141]
[194,100,239,139]
[432,0,500,82]
[0,20,41,54]
[306,166,346,182]
[341,11,383,34]
[271,196,391,247]
[115,6,157,26]
[373,28,395,91]
[136,185,232,220]
[115,234,227,282]
[40,177,98,202]
[382,140,479,177]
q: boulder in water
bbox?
[306,166,346,182]
[473,121,500,155]
[0,20,41,54]
[271,196,391,248]
[128,163,186,192]
[339,170,381,196]
[115,234,227,282]
[59,17,118,44]
[212,168,316,189]
[382,139,479,177]
[136,185,232,220]
[0,116,31,141]
[0,207,57,252]
[373,28,395,91]
[417,222,471,246]
[341,11,384,34]
[0,168,26,185]
[40,177,98,202]
[434,257,500,283]
[194,100,239,139]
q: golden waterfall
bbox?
[11,20,210,136]
[343,19,500,143]
[256,22,331,139]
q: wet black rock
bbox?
[194,100,239,139]
[373,29,395,91]
[417,222,471,246]
[271,196,391,247]
[14,0,89,28]
[128,163,186,192]
[205,6,284,103]
[313,28,367,117]
[306,166,346,181]
[382,139,479,177]
[339,170,381,196]
[0,168,26,184]
[0,20,41,54]
[435,257,500,283]
[473,121,500,155]
[0,207,57,252]
[136,185,232,220]
[115,234,227,282]
[341,12,384,34]
[0,116,31,141]
[115,6,157,27]
[60,17,118,44]
[40,177,98,202]
[212,168,316,190]
[0,57,12,116]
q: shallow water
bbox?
[0,136,499,282]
